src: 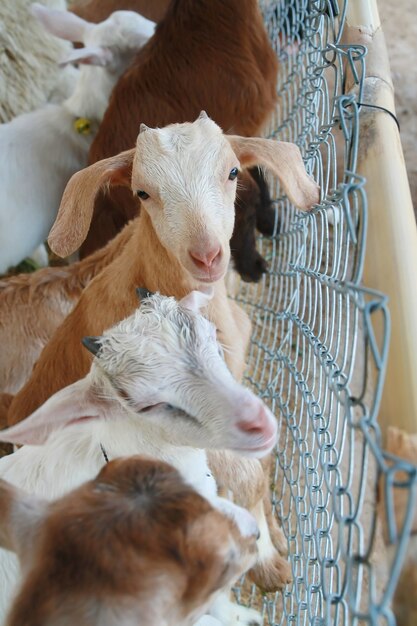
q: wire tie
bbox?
[356,101,401,133]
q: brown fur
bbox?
[4,457,257,626]
[80,0,280,267]
[0,224,132,395]
[0,395,13,457]
[247,556,292,592]
[71,0,170,24]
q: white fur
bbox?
[133,118,240,283]
[209,596,262,626]
[195,618,224,626]
[0,0,72,123]
[0,292,275,623]
[0,7,155,273]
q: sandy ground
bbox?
[378,0,417,215]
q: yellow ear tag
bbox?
[74,117,92,135]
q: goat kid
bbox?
[0,290,278,624]
[0,456,259,626]
[0,3,155,273]
[7,115,319,419]
[80,0,281,281]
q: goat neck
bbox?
[120,211,219,297]
[63,65,118,122]
[112,212,244,376]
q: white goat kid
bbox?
[0,290,277,625]
[0,4,155,273]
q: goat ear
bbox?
[226,136,320,211]
[179,288,214,313]
[0,379,100,446]
[59,46,114,68]
[0,480,47,554]
[82,336,102,357]
[31,3,92,42]
[48,148,135,257]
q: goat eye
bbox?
[136,190,150,200]
[228,167,239,181]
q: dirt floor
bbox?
[378,0,417,215]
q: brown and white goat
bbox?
[0,456,259,626]
[80,0,281,281]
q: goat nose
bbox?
[236,405,275,438]
[189,246,221,270]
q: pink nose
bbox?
[189,246,222,270]
[236,405,276,440]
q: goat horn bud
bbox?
[136,287,154,301]
[82,336,102,356]
[139,123,150,133]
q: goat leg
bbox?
[248,166,277,237]
[231,172,268,283]
[207,450,292,592]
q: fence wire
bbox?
[231,1,417,624]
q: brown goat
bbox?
[79,0,279,281]
[0,456,259,626]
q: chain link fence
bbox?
[231,1,417,624]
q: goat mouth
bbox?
[233,434,277,454]
[196,273,225,284]
[188,266,226,283]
